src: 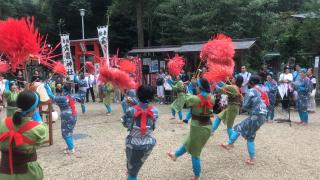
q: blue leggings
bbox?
[211,117,233,139]
[171,109,183,120]
[298,111,308,123]
[81,103,86,114]
[127,176,137,180]
[228,129,255,159]
[184,109,192,123]
[105,105,112,113]
[64,136,74,150]
[175,145,201,177]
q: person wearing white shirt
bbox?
[278,66,293,110]
[85,74,96,102]
[238,66,251,95]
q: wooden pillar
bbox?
[39,100,53,145]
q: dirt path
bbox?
[33,103,320,180]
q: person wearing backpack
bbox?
[220,75,268,165]
[294,69,312,126]
[121,85,158,180]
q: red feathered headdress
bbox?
[167,54,185,77]
[85,62,95,74]
[98,66,135,90]
[53,62,67,77]
[0,16,63,74]
[200,34,235,84]
[0,62,11,73]
[119,59,136,73]
[0,17,42,72]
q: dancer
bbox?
[211,75,243,139]
[183,77,198,123]
[121,88,138,114]
[265,73,278,122]
[44,82,77,154]
[0,90,48,179]
[103,82,114,116]
[221,75,268,165]
[3,81,19,117]
[121,85,158,180]
[294,69,312,126]
[170,76,185,122]
[74,73,87,113]
[168,78,214,180]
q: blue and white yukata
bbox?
[265,79,278,121]
[74,75,87,113]
[295,77,312,123]
[45,84,77,151]
[121,89,138,114]
[227,86,267,159]
[122,102,159,180]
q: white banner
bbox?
[315,56,319,68]
[60,34,75,78]
[97,26,109,66]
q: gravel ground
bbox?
[6,102,319,180]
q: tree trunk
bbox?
[136,0,144,47]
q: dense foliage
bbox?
[0,0,319,68]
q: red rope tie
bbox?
[133,105,154,135]
[0,117,38,174]
[194,95,213,114]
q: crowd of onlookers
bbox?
[0,70,103,109]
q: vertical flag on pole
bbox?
[97,26,109,67]
[60,34,75,78]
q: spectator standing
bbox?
[307,68,317,113]
[238,66,251,96]
[85,73,96,102]
[180,69,189,84]
[31,70,42,83]
[0,75,6,112]
[156,69,165,104]
[265,73,278,122]
[292,64,301,107]
[163,72,173,104]
[259,63,271,83]
[278,66,293,111]
[16,70,25,90]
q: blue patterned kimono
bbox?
[52,96,77,139]
[296,77,312,112]
[295,77,312,123]
[233,87,267,141]
[73,75,87,113]
[73,76,87,104]
[122,103,158,179]
[227,87,268,159]
[45,83,77,150]
[121,89,138,114]
[265,79,278,120]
